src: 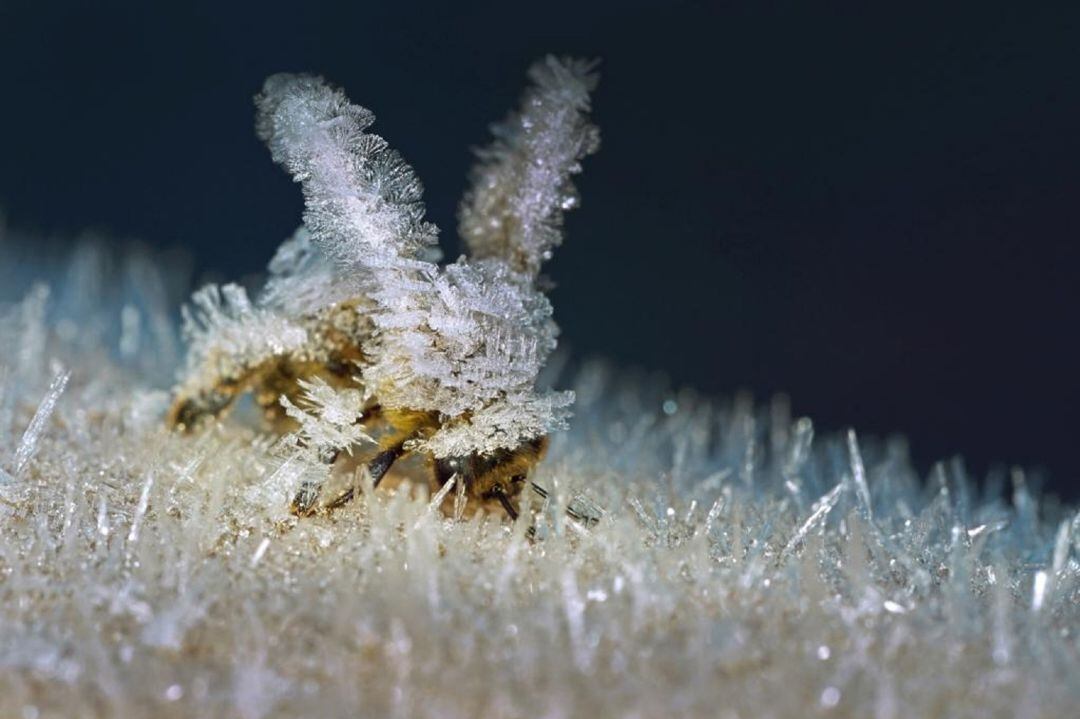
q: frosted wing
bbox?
[257,228,362,316]
[255,74,439,271]
[458,56,600,277]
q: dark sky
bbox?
[2,1,1078,498]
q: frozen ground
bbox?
[0,240,1077,719]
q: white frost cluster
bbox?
[179,283,308,385]
[278,378,372,457]
[0,239,1078,717]
[187,55,600,457]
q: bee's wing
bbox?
[255,74,440,276]
[458,56,600,279]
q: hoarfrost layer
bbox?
[0,238,1077,719]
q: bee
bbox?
[168,57,600,523]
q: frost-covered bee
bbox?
[168,57,599,521]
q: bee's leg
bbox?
[297,411,437,514]
[530,482,601,528]
[324,442,407,511]
[169,355,287,432]
[291,482,321,516]
[289,404,385,516]
[168,388,236,432]
[290,446,342,516]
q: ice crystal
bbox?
[278,378,372,455]
[11,368,69,478]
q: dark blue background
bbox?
[2,1,1078,498]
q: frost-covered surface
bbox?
[1,53,1078,717]
[0,240,1078,719]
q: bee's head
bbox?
[435,436,549,515]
